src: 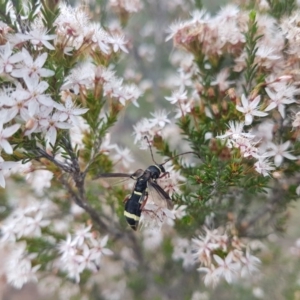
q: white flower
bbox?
[216,121,254,140]
[255,45,281,68]
[11,49,54,79]
[73,225,93,247]
[108,34,128,53]
[211,68,234,91]
[172,238,194,269]
[132,118,155,148]
[149,110,171,128]
[0,42,23,74]
[0,122,21,154]
[236,95,268,125]
[60,63,94,94]
[76,243,99,272]
[117,84,142,107]
[265,141,297,167]
[89,235,113,259]
[23,211,50,237]
[17,28,56,50]
[213,252,239,284]
[240,249,261,278]
[40,112,72,147]
[22,75,54,115]
[5,242,40,289]
[58,234,77,260]
[165,89,188,104]
[54,96,89,125]
[7,86,30,121]
[265,86,296,118]
[112,145,134,168]
[198,265,219,287]
[92,24,111,54]
[26,169,53,195]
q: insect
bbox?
[95,137,198,230]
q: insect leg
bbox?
[123,194,131,203]
[140,190,149,210]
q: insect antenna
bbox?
[143,136,200,166]
[144,136,159,165]
[160,151,200,166]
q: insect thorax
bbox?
[146,164,165,180]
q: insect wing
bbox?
[147,180,173,210]
[94,168,144,180]
[93,169,144,187]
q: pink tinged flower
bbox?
[140,203,175,230]
[192,235,219,265]
[265,141,297,167]
[94,65,115,84]
[103,78,123,98]
[254,156,274,176]
[0,42,23,74]
[11,49,54,79]
[158,167,186,196]
[165,20,188,42]
[213,252,240,284]
[234,137,259,158]
[16,28,56,50]
[0,123,21,154]
[236,95,268,125]
[108,34,129,53]
[174,102,192,119]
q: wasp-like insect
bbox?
[95,137,197,230]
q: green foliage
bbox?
[267,0,296,19]
[243,11,262,95]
